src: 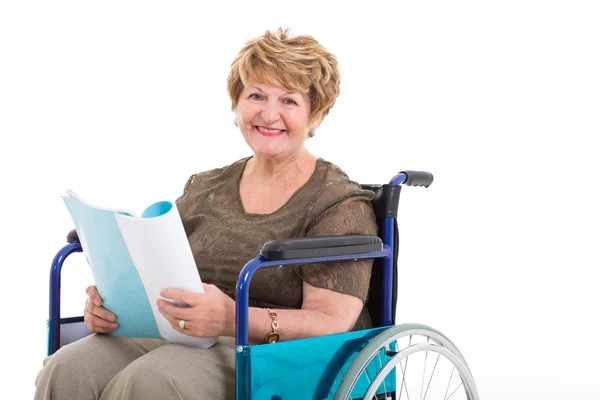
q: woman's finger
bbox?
[157,306,179,329]
[83,287,117,333]
[160,288,199,306]
[85,298,116,323]
[83,311,93,331]
[85,285,95,296]
[84,310,118,332]
[88,312,118,329]
[85,285,102,306]
[91,326,114,334]
[156,299,194,321]
[157,305,191,333]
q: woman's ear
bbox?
[309,118,322,138]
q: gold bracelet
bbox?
[264,308,279,344]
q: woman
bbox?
[35,28,377,399]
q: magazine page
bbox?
[115,201,217,348]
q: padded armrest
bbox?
[260,235,383,260]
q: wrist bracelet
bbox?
[264,308,279,344]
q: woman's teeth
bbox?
[257,126,284,133]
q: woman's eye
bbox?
[248,93,263,100]
[283,98,298,105]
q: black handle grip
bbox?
[401,171,434,188]
[67,229,79,243]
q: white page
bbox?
[115,202,217,348]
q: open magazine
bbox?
[62,190,217,349]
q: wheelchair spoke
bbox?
[365,366,373,385]
[363,368,377,400]
[376,350,388,399]
[445,382,464,400]
[398,360,409,400]
[422,353,440,400]
[420,340,429,400]
[398,335,412,400]
[443,366,454,400]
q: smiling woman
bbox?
[34,28,377,400]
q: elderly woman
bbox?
[35,28,377,399]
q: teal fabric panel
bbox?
[237,327,396,399]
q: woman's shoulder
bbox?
[304,158,375,208]
[182,157,250,193]
[313,158,370,194]
[301,158,377,235]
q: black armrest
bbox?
[260,235,383,260]
[67,229,79,243]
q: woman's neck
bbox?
[245,150,317,184]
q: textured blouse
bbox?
[175,157,378,330]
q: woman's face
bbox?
[235,79,312,160]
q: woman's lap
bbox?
[35,334,236,400]
[102,336,236,400]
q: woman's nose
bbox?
[260,100,281,124]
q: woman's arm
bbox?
[246,281,364,343]
[157,281,363,342]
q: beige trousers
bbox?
[34,334,236,400]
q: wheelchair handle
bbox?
[390,170,434,187]
[67,229,79,243]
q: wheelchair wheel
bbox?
[334,323,479,400]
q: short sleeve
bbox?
[295,195,378,302]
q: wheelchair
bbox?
[47,170,480,400]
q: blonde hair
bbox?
[227,28,341,135]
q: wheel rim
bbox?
[334,324,479,400]
[363,342,475,400]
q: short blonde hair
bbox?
[227,28,341,134]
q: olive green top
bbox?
[175,157,378,331]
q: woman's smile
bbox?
[255,125,287,137]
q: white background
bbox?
[1,1,599,398]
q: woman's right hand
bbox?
[84,285,119,333]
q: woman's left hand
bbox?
[157,283,235,338]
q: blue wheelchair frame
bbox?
[48,171,433,399]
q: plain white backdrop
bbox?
[1,1,599,398]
